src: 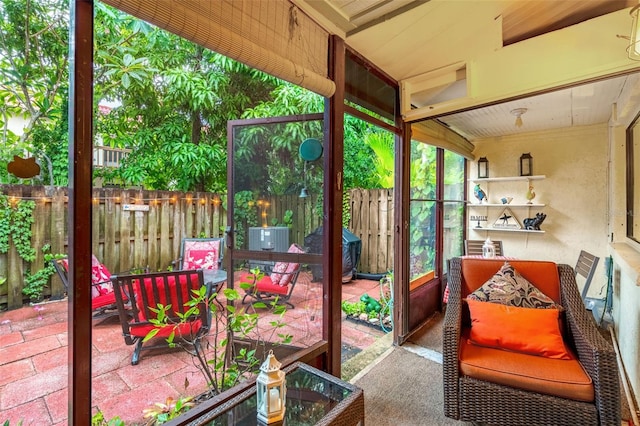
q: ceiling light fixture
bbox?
[510,108,528,128]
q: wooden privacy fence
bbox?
[0,185,393,310]
[349,189,394,274]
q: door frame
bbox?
[225,113,330,368]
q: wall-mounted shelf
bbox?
[468,203,545,207]
[471,175,545,183]
[472,227,545,234]
[469,174,547,234]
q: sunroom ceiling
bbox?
[295,0,636,82]
[437,72,640,141]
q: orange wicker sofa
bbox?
[443,257,620,426]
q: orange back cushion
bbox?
[461,259,561,304]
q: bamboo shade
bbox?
[103,0,336,97]
[411,120,475,159]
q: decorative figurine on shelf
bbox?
[474,184,487,204]
[500,197,513,204]
[257,350,286,424]
[523,212,547,230]
[499,211,512,226]
[482,237,496,258]
[526,184,536,204]
[470,215,488,228]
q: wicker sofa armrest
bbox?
[443,257,464,419]
[558,264,620,426]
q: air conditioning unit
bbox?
[248,227,290,270]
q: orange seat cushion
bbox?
[459,336,594,402]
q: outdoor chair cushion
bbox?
[270,243,305,286]
[459,335,594,402]
[240,273,290,295]
[60,256,120,310]
[182,239,222,270]
[91,293,118,311]
[128,273,204,338]
[62,255,114,298]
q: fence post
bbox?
[7,186,24,309]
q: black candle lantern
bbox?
[477,157,489,179]
[520,153,533,176]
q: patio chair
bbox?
[172,237,224,271]
[110,269,212,365]
[51,255,143,321]
[464,239,504,256]
[443,257,620,425]
[241,243,305,309]
[576,250,600,301]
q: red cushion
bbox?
[467,298,571,360]
[91,292,117,310]
[256,276,290,295]
[62,256,114,299]
[133,273,202,322]
[241,274,290,295]
[240,273,290,296]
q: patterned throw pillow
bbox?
[62,256,113,299]
[270,243,306,286]
[182,240,221,270]
[467,262,561,309]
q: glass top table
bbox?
[186,362,364,426]
[202,269,227,293]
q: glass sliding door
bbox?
[409,142,437,286]
[443,151,466,272]
[407,141,466,331]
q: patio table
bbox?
[203,269,227,309]
[203,269,227,293]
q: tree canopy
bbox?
[0,1,391,193]
[0,0,69,185]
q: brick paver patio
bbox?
[0,272,386,425]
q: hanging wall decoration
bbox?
[7,155,40,179]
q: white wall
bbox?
[469,124,610,298]
[608,92,640,402]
